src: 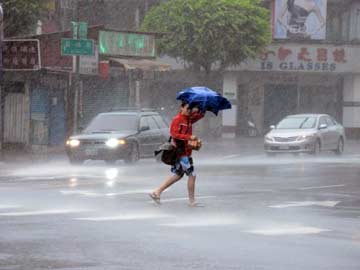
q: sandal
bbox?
[149,193,161,205]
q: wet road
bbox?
[0,152,360,270]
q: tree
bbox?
[141,0,271,74]
[1,0,46,37]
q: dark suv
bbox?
[65,110,169,164]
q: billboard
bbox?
[273,0,327,40]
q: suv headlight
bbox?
[106,138,126,148]
[66,139,80,147]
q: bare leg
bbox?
[153,174,182,197]
[187,175,196,204]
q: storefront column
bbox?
[222,72,237,138]
[343,74,360,138]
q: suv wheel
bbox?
[124,144,139,164]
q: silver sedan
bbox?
[264,114,346,155]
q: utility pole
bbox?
[0,3,4,151]
[73,0,80,133]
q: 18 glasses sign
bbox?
[237,44,360,73]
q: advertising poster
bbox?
[274,0,327,40]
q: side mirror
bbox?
[319,124,328,130]
[140,125,150,132]
[270,125,276,130]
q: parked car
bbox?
[65,109,169,164]
[264,114,345,156]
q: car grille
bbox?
[274,136,298,142]
[80,140,106,146]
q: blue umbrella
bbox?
[176,86,232,115]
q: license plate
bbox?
[279,145,289,150]
[85,148,98,156]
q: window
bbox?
[325,116,335,127]
[319,117,327,128]
[139,117,148,129]
[146,116,159,130]
[153,115,168,129]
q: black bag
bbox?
[154,137,178,165]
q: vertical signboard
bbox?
[273,0,327,40]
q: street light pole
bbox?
[0,3,4,151]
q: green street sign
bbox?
[78,22,88,39]
[71,21,88,39]
[61,39,94,56]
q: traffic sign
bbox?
[61,38,94,56]
[71,21,88,39]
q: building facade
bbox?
[222,0,360,138]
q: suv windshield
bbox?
[85,114,138,133]
[277,117,317,129]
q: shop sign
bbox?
[2,39,41,70]
[236,44,360,73]
[99,30,156,58]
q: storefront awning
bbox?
[109,58,171,72]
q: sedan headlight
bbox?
[106,138,126,148]
[297,134,315,141]
[66,139,80,147]
[265,135,273,142]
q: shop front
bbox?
[223,43,360,138]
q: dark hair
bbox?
[180,101,188,107]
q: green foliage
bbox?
[2,0,46,37]
[141,0,271,73]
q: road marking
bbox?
[269,201,340,208]
[60,189,153,197]
[246,226,331,236]
[298,185,345,190]
[160,216,239,227]
[76,213,174,221]
[0,209,89,216]
[159,196,216,203]
[0,205,21,209]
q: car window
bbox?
[85,114,138,132]
[153,115,168,129]
[319,117,327,127]
[325,116,334,127]
[139,117,149,129]
[146,116,159,130]
[276,117,316,129]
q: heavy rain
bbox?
[0,0,360,270]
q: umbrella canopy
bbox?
[176,86,232,115]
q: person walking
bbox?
[149,101,204,207]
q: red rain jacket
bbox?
[170,112,204,157]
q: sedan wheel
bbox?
[311,140,321,155]
[334,138,344,155]
[124,144,140,164]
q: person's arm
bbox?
[191,112,205,124]
[308,5,325,36]
[170,118,192,141]
[277,3,291,32]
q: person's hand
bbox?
[191,107,199,113]
[190,135,197,140]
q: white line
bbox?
[0,209,89,216]
[246,226,331,236]
[269,201,340,208]
[159,196,216,203]
[76,213,174,221]
[298,185,345,190]
[0,205,21,209]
